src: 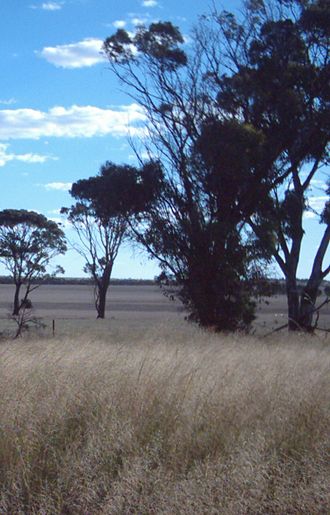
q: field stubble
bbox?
[0,320,329,514]
[1,284,329,336]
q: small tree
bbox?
[62,161,162,319]
[0,209,67,316]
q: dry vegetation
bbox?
[0,322,329,514]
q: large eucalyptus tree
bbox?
[102,0,329,331]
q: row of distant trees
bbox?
[0,0,329,332]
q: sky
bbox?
[0,0,328,280]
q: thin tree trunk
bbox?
[95,263,112,319]
[96,285,108,319]
[299,224,330,331]
[12,283,21,316]
[299,282,319,331]
[286,276,300,331]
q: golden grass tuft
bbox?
[0,322,329,513]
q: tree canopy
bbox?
[102,0,329,331]
[62,161,162,318]
[0,209,66,316]
[208,0,329,330]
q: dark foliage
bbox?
[62,161,162,319]
[0,209,66,316]
[102,0,329,332]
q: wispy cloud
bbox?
[38,38,105,68]
[30,2,64,10]
[142,0,158,7]
[48,209,62,214]
[42,1,63,10]
[113,20,127,29]
[44,182,72,191]
[130,16,149,26]
[49,216,71,228]
[47,209,73,227]
[0,104,146,140]
[305,195,328,219]
[309,196,328,210]
[310,179,327,191]
[0,98,17,106]
[0,143,54,167]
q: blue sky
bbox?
[0,0,328,279]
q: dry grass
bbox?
[0,322,329,514]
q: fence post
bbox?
[52,319,55,337]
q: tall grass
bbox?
[0,323,329,513]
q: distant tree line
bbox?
[0,276,155,286]
[0,274,328,295]
[0,0,329,332]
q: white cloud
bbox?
[127,12,155,27]
[0,98,17,106]
[305,195,328,219]
[142,0,158,7]
[44,182,72,191]
[310,179,327,191]
[309,196,328,209]
[49,216,71,228]
[131,17,148,26]
[16,153,50,163]
[47,209,72,227]
[38,38,105,68]
[130,150,156,161]
[41,2,62,10]
[30,1,63,10]
[0,143,53,167]
[0,104,146,140]
[113,20,127,29]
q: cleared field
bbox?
[0,283,329,335]
[0,284,181,317]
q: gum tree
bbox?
[102,22,270,331]
[62,161,162,319]
[0,209,67,315]
[103,0,329,332]
[206,0,330,330]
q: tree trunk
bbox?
[286,277,300,331]
[12,283,21,316]
[298,224,330,331]
[286,275,324,332]
[95,263,112,319]
[298,284,319,331]
[285,274,326,332]
[96,284,108,319]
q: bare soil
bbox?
[0,284,329,335]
